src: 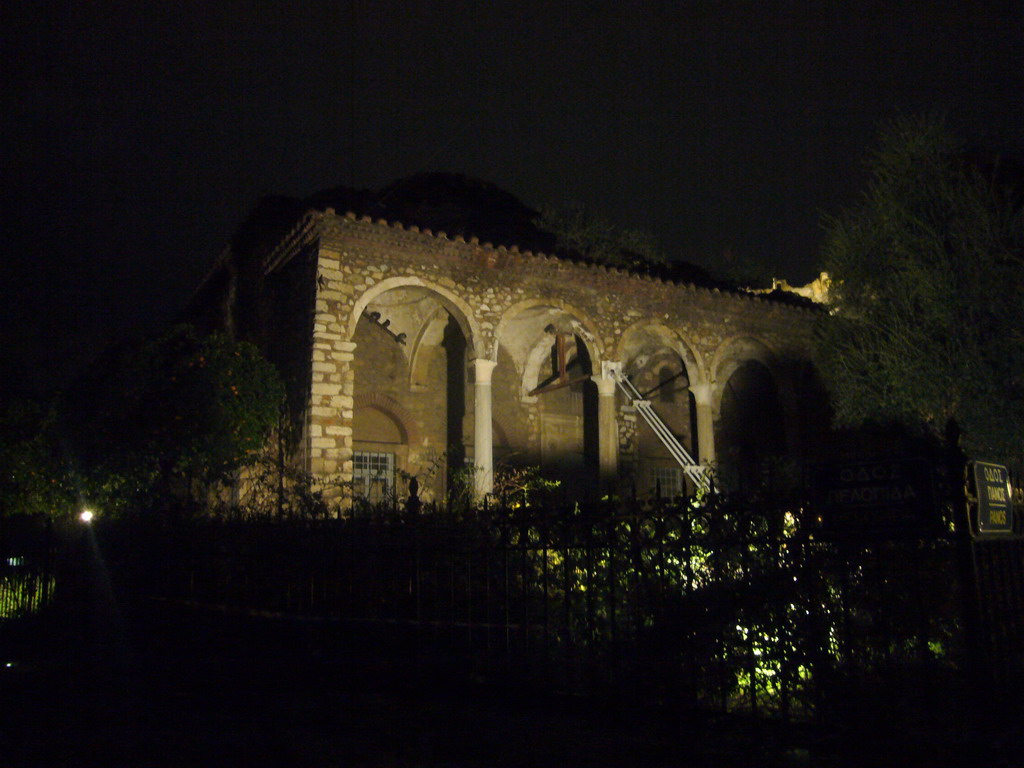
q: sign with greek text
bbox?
[808,457,938,536]
[971,461,1014,536]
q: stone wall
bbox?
[236,209,826,504]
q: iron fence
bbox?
[0,515,58,621]
[98,497,966,719]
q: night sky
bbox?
[3,1,1022,396]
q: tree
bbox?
[61,325,285,514]
[815,116,1024,464]
[0,398,79,518]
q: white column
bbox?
[594,362,620,486]
[689,382,717,468]
[472,358,497,500]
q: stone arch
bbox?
[616,321,703,497]
[521,330,598,401]
[710,335,777,411]
[495,299,604,398]
[348,275,485,359]
[352,392,421,447]
[615,320,706,385]
[495,298,603,498]
[716,357,786,492]
[492,297,605,365]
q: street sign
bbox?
[808,457,939,536]
[970,461,1014,536]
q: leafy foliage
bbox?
[112,491,961,719]
[815,116,1024,463]
[61,325,285,513]
[0,399,78,517]
[208,449,335,520]
[491,462,561,509]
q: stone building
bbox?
[189,175,826,505]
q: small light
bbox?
[7,557,24,567]
[79,509,94,523]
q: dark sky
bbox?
[3,1,1022,395]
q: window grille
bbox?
[353,451,395,502]
[652,465,683,500]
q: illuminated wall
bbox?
[195,209,826,505]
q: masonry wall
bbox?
[254,211,826,503]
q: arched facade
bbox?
[208,210,824,506]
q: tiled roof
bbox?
[245,173,817,309]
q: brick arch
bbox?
[352,392,421,447]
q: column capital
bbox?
[471,357,498,384]
[591,374,618,397]
[688,381,715,405]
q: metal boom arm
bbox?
[612,372,710,493]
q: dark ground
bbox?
[4,601,1021,768]
[1,530,1021,768]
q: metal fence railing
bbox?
[92,497,968,719]
[0,515,58,621]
